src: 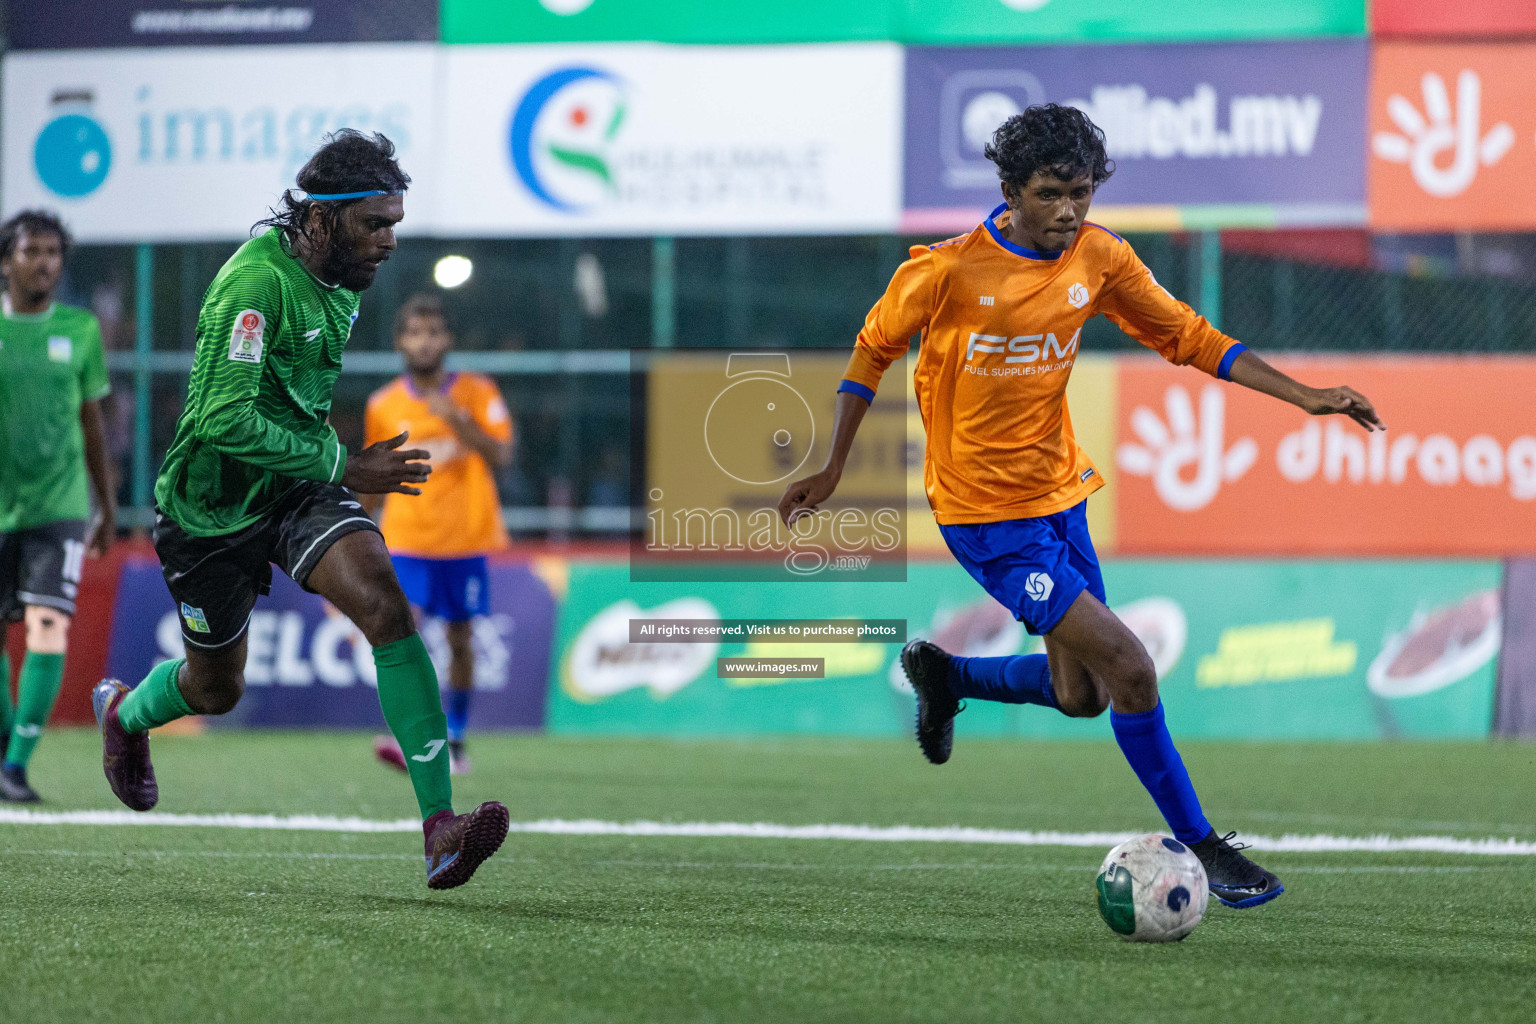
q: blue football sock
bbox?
[445,688,472,743]
[1110,701,1213,844]
[946,654,1058,708]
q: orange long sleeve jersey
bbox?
[842,204,1246,525]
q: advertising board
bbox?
[548,558,1501,740]
[443,0,1363,45]
[904,0,1365,45]
[8,0,438,49]
[106,557,557,729]
[1373,1,1536,39]
[903,41,1368,233]
[442,0,892,44]
[436,44,903,237]
[1113,357,1536,556]
[1369,42,1536,232]
[2,46,440,243]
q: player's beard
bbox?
[322,238,386,291]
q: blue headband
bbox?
[304,189,399,201]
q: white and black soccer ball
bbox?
[1095,834,1209,942]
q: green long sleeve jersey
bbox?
[155,229,360,537]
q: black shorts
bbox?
[154,481,380,650]
[0,520,88,622]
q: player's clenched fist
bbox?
[342,430,432,495]
[778,467,840,527]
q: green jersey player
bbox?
[92,131,509,889]
[0,211,116,803]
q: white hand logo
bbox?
[1372,70,1514,198]
[1117,385,1257,512]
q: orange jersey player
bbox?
[779,104,1384,911]
[364,293,513,777]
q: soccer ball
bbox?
[1095,834,1209,942]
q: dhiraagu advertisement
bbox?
[548,559,1502,740]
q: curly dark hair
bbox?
[254,129,411,247]
[0,209,71,264]
[983,104,1114,191]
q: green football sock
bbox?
[0,652,13,744]
[373,633,453,820]
[116,658,192,735]
[7,651,65,767]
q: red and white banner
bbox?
[1113,357,1536,556]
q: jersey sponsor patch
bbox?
[48,335,73,362]
[181,602,211,634]
[485,397,510,425]
[1067,283,1090,309]
[229,309,266,364]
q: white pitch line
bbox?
[0,851,1523,874]
[0,809,1533,856]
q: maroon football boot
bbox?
[423,801,510,890]
[91,679,159,812]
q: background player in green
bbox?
[0,211,115,803]
[92,131,510,889]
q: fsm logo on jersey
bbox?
[509,65,628,213]
[33,91,111,198]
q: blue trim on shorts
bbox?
[939,501,1106,636]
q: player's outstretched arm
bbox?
[777,391,870,526]
[1225,349,1385,432]
[341,431,433,496]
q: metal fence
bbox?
[59,229,1536,533]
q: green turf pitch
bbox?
[2,731,1533,1024]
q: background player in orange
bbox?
[365,293,513,776]
[779,105,1383,910]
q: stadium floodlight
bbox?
[434,254,473,289]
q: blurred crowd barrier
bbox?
[25,546,1507,740]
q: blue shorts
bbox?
[939,501,1107,636]
[391,555,489,623]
